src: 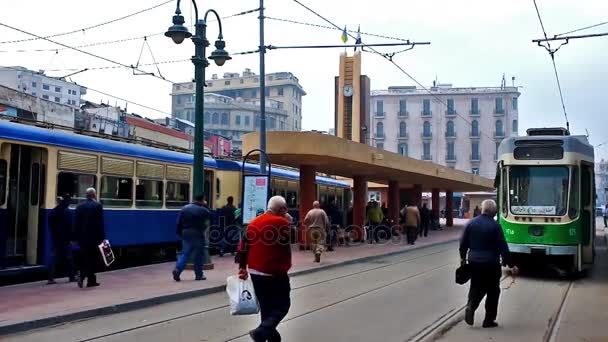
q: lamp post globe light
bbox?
[165,0,231,202]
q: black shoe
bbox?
[249,329,265,342]
[172,269,181,282]
[86,282,100,288]
[327,247,334,252]
[195,275,207,281]
[482,321,498,328]
[465,307,474,326]
[77,276,84,288]
[47,279,57,285]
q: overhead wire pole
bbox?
[259,0,267,173]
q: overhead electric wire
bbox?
[0,0,174,45]
[289,0,500,146]
[555,20,608,37]
[533,0,570,130]
[0,22,175,83]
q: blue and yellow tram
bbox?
[0,121,349,272]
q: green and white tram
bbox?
[495,128,595,273]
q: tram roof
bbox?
[0,121,349,187]
[498,135,594,158]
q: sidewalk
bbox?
[0,219,467,335]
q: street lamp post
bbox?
[165,0,231,200]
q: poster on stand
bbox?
[242,175,269,225]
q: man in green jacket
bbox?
[366,200,384,244]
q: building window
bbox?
[495,142,500,160]
[399,121,407,137]
[269,117,276,129]
[399,99,407,116]
[376,142,384,150]
[221,113,229,125]
[495,120,504,136]
[31,82,37,88]
[495,97,504,114]
[472,167,480,175]
[54,97,60,102]
[376,122,384,137]
[512,119,518,134]
[398,143,408,156]
[423,142,431,160]
[512,97,518,110]
[446,120,455,137]
[235,115,241,126]
[253,90,258,98]
[32,92,36,96]
[265,88,270,97]
[42,94,49,100]
[375,101,384,116]
[177,96,182,104]
[447,142,455,160]
[245,115,251,127]
[280,120,285,130]
[447,98,455,115]
[42,84,50,90]
[204,112,210,124]
[224,80,230,85]
[255,115,261,128]
[423,121,432,137]
[55,86,61,93]
[423,99,431,116]
[278,87,284,96]
[471,120,479,137]
[212,113,219,124]
[472,142,480,160]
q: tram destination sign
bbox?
[511,206,556,215]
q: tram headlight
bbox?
[529,225,544,237]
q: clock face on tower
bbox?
[343,85,353,97]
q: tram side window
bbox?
[136,179,163,208]
[569,167,579,218]
[286,190,297,208]
[501,168,508,217]
[166,181,190,208]
[0,160,6,205]
[100,176,133,207]
[57,172,97,205]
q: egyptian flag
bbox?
[354,25,363,51]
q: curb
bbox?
[0,237,459,336]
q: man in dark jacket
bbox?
[73,188,106,288]
[173,194,211,281]
[420,203,431,238]
[47,193,76,284]
[459,199,517,328]
[218,196,236,257]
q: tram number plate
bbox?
[569,228,576,236]
[505,228,515,235]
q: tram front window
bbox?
[509,166,569,216]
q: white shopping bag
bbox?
[98,239,115,267]
[226,275,259,315]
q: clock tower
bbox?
[334,51,370,143]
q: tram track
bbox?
[72,244,456,342]
[544,281,573,342]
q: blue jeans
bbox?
[175,237,205,278]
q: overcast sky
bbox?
[2,0,608,157]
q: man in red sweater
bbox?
[238,196,292,342]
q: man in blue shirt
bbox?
[173,194,211,281]
[459,199,517,328]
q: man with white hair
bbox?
[459,199,516,328]
[304,201,330,262]
[237,196,292,342]
[73,188,106,288]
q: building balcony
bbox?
[469,109,480,116]
[398,133,409,140]
[470,132,481,139]
[398,111,409,117]
[445,110,457,117]
[470,154,481,162]
[494,109,505,116]
[421,133,433,140]
[422,154,432,161]
[446,155,457,163]
[375,112,385,118]
[421,110,432,117]
[445,132,457,139]
[494,131,505,138]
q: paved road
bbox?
[5,237,607,342]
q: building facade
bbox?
[171,92,289,151]
[596,160,608,206]
[171,68,306,132]
[0,66,86,108]
[370,84,520,178]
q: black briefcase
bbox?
[455,264,471,285]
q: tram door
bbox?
[6,145,46,266]
[580,162,594,264]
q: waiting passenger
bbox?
[47,193,76,285]
[73,188,106,288]
[459,199,518,328]
[304,201,330,263]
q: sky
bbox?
[1,0,608,157]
